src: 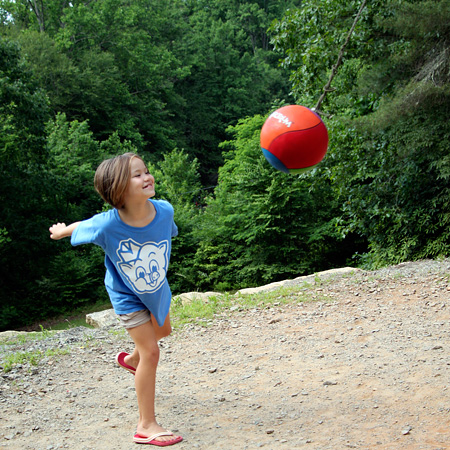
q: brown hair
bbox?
[94,153,144,208]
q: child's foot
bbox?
[115,352,136,375]
[134,424,182,447]
[133,431,183,446]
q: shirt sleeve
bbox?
[71,214,106,247]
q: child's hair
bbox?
[94,152,144,208]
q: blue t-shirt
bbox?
[71,199,178,326]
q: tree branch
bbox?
[314,0,367,113]
[26,0,45,32]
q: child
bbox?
[49,153,183,447]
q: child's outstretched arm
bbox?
[49,222,81,240]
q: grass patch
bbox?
[0,325,98,372]
[171,294,233,328]
[0,329,56,347]
[2,275,345,357]
[1,347,69,373]
[171,281,326,329]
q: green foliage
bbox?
[37,245,108,312]
[171,0,296,181]
[41,114,141,321]
[0,37,49,159]
[1,346,69,373]
[0,0,449,330]
[0,1,297,329]
[186,113,355,292]
[148,149,202,210]
[0,37,53,330]
[52,0,186,148]
[0,0,296,183]
[269,0,393,115]
[365,0,450,127]
[0,227,11,251]
[46,113,102,216]
[337,105,450,267]
[270,0,450,269]
[146,148,203,293]
[1,0,187,149]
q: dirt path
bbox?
[1,260,449,450]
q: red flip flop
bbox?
[133,431,183,446]
[115,352,136,375]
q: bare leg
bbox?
[124,313,172,369]
[126,314,180,444]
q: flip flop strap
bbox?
[147,431,174,440]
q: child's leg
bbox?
[124,313,172,369]
[126,315,180,444]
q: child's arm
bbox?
[49,222,81,240]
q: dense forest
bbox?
[0,0,449,331]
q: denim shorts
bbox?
[118,309,151,329]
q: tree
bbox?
[0,0,73,35]
[339,0,450,265]
[36,115,133,322]
[0,37,52,329]
[270,0,450,267]
[172,0,297,183]
[1,0,188,151]
[2,0,297,181]
[270,0,389,115]
[186,112,354,292]
[145,148,203,293]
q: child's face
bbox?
[123,157,155,205]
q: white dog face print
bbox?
[116,239,169,294]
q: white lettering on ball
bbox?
[270,111,292,128]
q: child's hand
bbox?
[49,223,68,240]
[49,221,80,240]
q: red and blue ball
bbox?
[260,105,329,174]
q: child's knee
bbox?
[142,344,160,365]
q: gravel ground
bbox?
[1,259,449,450]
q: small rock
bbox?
[402,425,412,435]
[86,309,118,328]
[268,318,281,324]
